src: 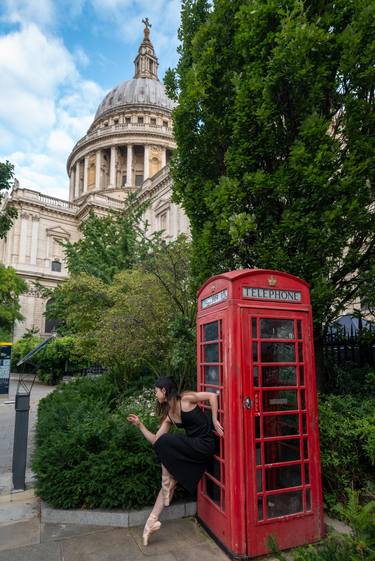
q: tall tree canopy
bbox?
[0,160,18,239]
[167,0,375,335]
[61,196,148,284]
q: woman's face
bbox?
[154,386,167,403]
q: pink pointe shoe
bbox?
[143,513,161,546]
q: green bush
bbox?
[318,394,375,510]
[12,335,89,384]
[32,376,189,509]
[11,335,44,372]
[324,361,375,397]
[273,490,375,561]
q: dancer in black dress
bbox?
[127,377,224,546]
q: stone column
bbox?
[74,161,80,198]
[69,169,75,200]
[126,144,133,186]
[30,215,40,265]
[144,145,150,180]
[83,156,89,193]
[109,146,117,188]
[95,150,101,190]
[161,148,167,168]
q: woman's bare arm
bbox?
[182,391,224,437]
[127,414,171,445]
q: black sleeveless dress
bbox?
[153,401,216,496]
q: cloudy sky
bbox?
[0,0,181,200]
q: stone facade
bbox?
[0,24,189,341]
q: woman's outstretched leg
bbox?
[143,472,177,546]
[143,489,164,546]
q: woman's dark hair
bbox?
[154,377,181,421]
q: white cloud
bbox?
[5,150,69,199]
[0,22,105,199]
[73,46,90,68]
[47,130,74,155]
[1,0,55,28]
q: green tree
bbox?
[61,196,148,283]
[169,0,375,343]
[137,234,196,388]
[0,264,28,340]
[0,161,18,238]
[41,236,196,389]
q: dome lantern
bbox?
[133,17,159,81]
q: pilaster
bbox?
[30,215,40,265]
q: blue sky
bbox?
[0,0,181,199]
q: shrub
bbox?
[318,394,375,510]
[11,335,44,372]
[12,334,89,384]
[32,376,189,509]
[324,361,375,397]
[272,490,375,561]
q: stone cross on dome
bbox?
[142,17,152,30]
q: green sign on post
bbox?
[0,342,12,396]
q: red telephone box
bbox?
[196,269,324,558]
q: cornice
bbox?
[137,174,172,204]
[14,269,69,284]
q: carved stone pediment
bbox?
[46,226,71,241]
[154,198,170,214]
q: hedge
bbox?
[32,376,189,509]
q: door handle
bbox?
[243,397,253,409]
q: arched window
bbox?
[44,299,60,334]
[52,260,61,272]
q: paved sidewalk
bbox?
[0,490,231,561]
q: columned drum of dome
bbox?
[66,21,176,203]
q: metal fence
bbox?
[323,323,375,368]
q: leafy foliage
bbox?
[32,377,189,509]
[11,334,91,384]
[318,395,375,509]
[41,234,196,389]
[168,0,375,338]
[61,196,147,284]
[0,160,18,239]
[272,489,375,561]
[0,264,27,341]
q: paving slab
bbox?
[41,521,116,542]
[324,514,352,536]
[0,518,40,552]
[0,541,62,561]
[128,517,226,558]
[0,494,39,524]
[172,542,232,561]
[60,527,147,561]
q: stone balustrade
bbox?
[72,121,172,153]
[12,188,79,211]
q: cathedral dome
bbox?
[95,78,175,119]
